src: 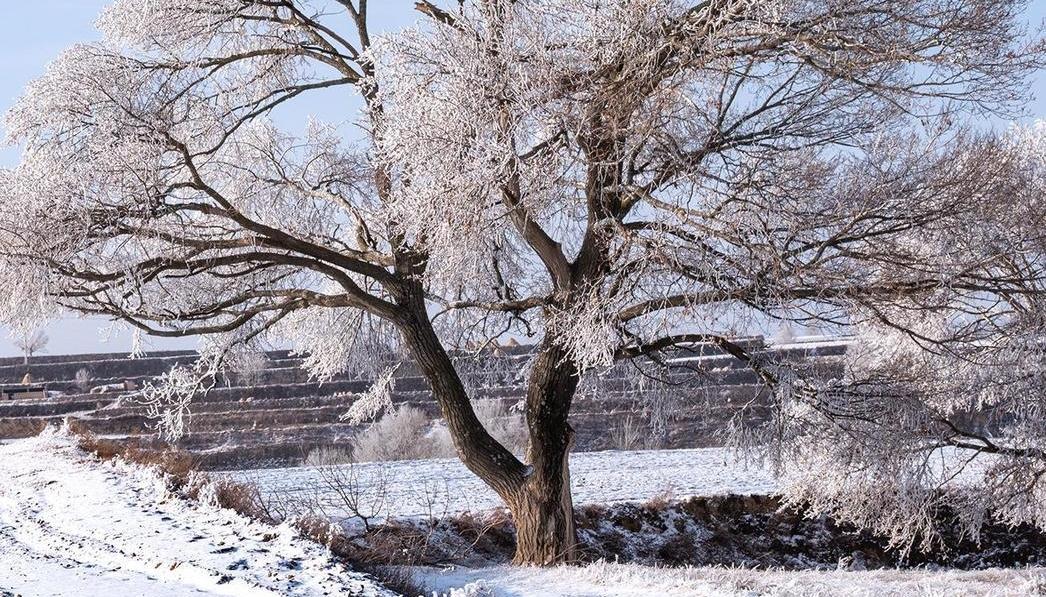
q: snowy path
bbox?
[0,432,390,597]
[235,448,778,520]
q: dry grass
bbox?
[294,514,429,596]
[0,417,47,438]
[645,487,676,511]
[74,431,197,488]
[207,477,277,524]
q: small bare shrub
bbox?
[315,459,390,532]
[609,415,645,451]
[473,398,527,456]
[228,350,270,386]
[304,446,353,467]
[429,398,527,458]
[73,368,93,393]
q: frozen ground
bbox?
[1,434,1034,597]
[414,561,1046,597]
[232,447,779,519]
[0,432,390,597]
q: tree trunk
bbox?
[395,298,581,565]
[510,427,577,565]
[396,311,527,500]
[510,341,581,565]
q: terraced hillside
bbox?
[0,337,850,469]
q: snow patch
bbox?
[414,561,1046,597]
[231,447,779,521]
[0,435,392,596]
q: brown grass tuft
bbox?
[74,431,198,489]
[209,478,276,524]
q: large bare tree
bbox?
[1,0,1044,564]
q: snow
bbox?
[413,561,1046,597]
[233,448,779,520]
[0,432,391,597]
[772,335,854,349]
[1,434,1036,597]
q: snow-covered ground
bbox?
[2,433,1037,597]
[233,447,778,519]
[0,432,390,597]
[414,561,1046,597]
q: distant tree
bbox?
[0,0,1043,564]
[14,329,48,368]
[73,368,93,393]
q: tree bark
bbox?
[396,311,528,500]
[509,341,581,565]
[509,427,577,565]
[395,293,581,565]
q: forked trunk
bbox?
[397,303,581,565]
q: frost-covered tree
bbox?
[14,329,48,368]
[1,0,1044,564]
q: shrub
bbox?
[304,446,353,467]
[349,399,525,463]
[350,404,439,462]
[73,368,93,392]
[473,398,527,456]
[609,415,645,451]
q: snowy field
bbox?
[0,432,390,597]
[414,562,1046,597]
[1,434,1040,597]
[231,447,779,519]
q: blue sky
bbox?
[0,1,1042,357]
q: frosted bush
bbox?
[350,404,439,463]
[304,446,353,467]
[430,399,528,458]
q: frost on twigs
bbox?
[546,289,621,372]
[340,365,398,426]
[1,0,1045,560]
[747,303,1046,551]
[277,305,400,382]
[138,332,267,441]
[140,364,207,442]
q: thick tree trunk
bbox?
[509,427,577,565]
[510,341,581,565]
[395,297,581,565]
